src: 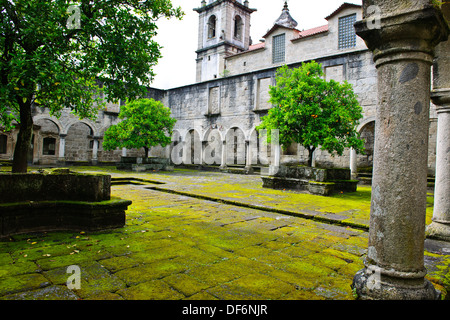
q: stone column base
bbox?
[426,221,450,242]
[352,268,441,300]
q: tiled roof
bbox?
[325,2,362,20]
[292,25,329,41]
[248,42,266,51]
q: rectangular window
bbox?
[0,135,7,154]
[272,34,285,64]
[43,137,56,156]
[338,14,357,49]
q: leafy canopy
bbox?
[256,62,365,165]
[103,98,176,155]
[0,0,184,130]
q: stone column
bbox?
[220,140,227,169]
[245,140,253,174]
[182,140,189,165]
[199,140,206,167]
[427,104,450,241]
[352,2,448,300]
[350,148,358,179]
[91,138,99,165]
[268,140,281,176]
[122,147,127,157]
[427,2,450,241]
[58,134,66,164]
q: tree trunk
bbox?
[12,101,33,173]
[307,147,315,168]
[144,147,149,159]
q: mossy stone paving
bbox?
[0,167,447,300]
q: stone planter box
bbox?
[117,156,173,172]
[261,165,358,196]
[0,168,131,237]
[0,169,111,204]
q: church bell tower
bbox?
[194,0,256,82]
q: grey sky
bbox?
[151,0,362,89]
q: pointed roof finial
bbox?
[274,0,298,29]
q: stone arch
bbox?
[64,121,97,162]
[225,127,246,165]
[357,116,376,133]
[0,131,13,159]
[32,115,62,134]
[202,126,225,143]
[248,128,260,165]
[185,128,202,165]
[358,119,376,168]
[63,119,98,137]
[33,117,61,163]
[203,127,223,166]
[208,15,217,39]
[234,14,243,40]
[170,129,184,165]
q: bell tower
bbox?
[194,0,256,82]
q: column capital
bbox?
[355,6,449,67]
[431,88,450,107]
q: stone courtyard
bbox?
[0,167,448,301]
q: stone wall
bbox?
[164,48,381,169]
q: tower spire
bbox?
[274,1,298,29]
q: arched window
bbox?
[43,137,56,156]
[234,15,243,40]
[208,15,217,39]
[0,135,7,154]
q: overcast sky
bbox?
[151,0,362,89]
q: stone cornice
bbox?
[194,0,256,14]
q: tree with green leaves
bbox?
[102,98,176,158]
[256,61,365,167]
[0,0,183,172]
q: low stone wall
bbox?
[0,168,131,237]
[0,168,110,203]
[0,198,130,236]
[117,157,174,172]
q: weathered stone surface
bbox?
[352,1,449,300]
[0,169,131,237]
[262,165,357,196]
[0,198,131,237]
[0,170,111,203]
[427,2,450,242]
[117,157,174,172]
